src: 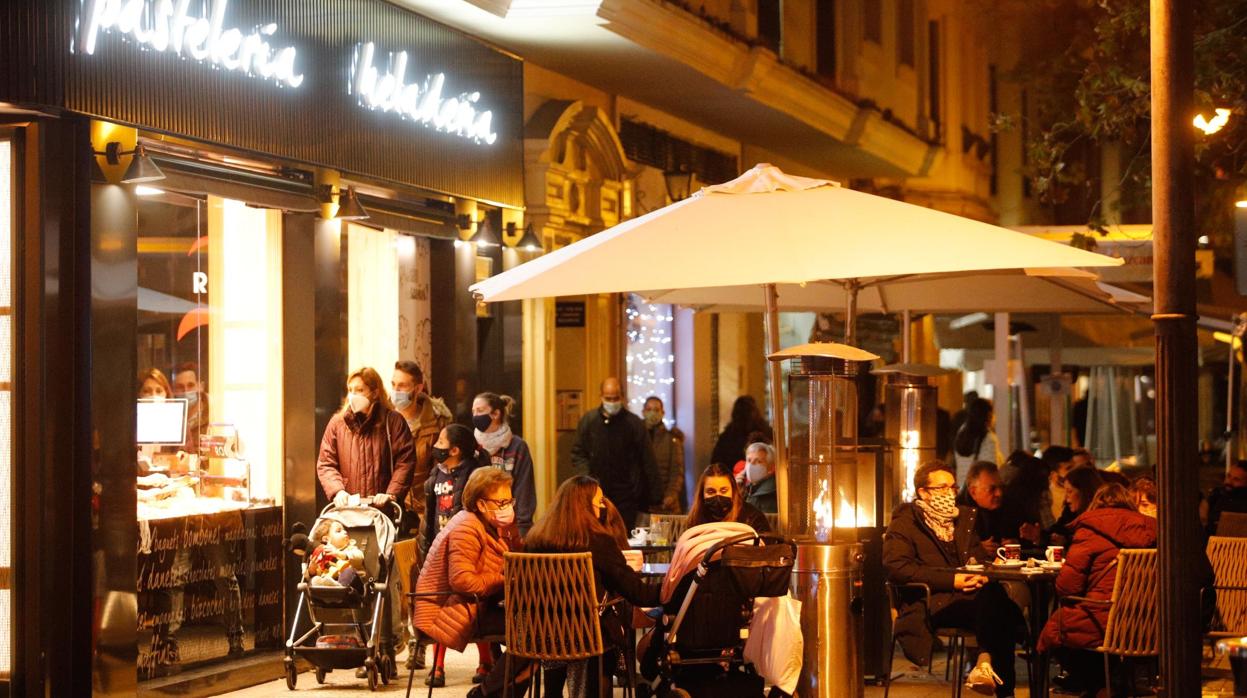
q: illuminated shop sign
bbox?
[76,0,305,88]
[349,42,498,146]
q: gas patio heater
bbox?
[874,363,948,506]
[770,342,880,698]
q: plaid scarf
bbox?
[914,491,958,542]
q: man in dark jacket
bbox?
[570,377,658,528]
[956,460,1030,557]
[643,396,686,514]
[1205,460,1247,536]
[884,461,1025,696]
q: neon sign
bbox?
[76,0,304,88]
[349,42,498,145]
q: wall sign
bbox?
[76,0,304,88]
[350,42,497,145]
[556,301,586,328]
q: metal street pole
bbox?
[1150,0,1202,695]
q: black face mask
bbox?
[703,495,732,521]
[472,414,494,432]
[430,446,451,464]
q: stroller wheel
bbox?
[315,667,328,684]
[366,659,379,691]
[378,655,392,685]
[284,661,297,690]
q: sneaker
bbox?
[473,665,491,684]
[407,641,427,670]
[965,661,1004,695]
[425,667,446,687]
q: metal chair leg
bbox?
[406,662,416,698]
[503,653,512,698]
[1103,653,1113,698]
[883,635,899,698]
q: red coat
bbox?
[316,405,416,499]
[1038,507,1156,651]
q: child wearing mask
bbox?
[418,423,487,687]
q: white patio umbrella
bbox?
[470,163,1123,526]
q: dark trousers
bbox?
[930,581,1024,697]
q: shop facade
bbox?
[0,0,524,695]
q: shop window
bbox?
[625,295,675,419]
[816,0,837,78]
[347,223,400,376]
[135,192,284,677]
[863,0,882,44]
[897,0,915,67]
[0,139,12,681]
[928,19,941,137]
[758,0,781,51]
[396,234,433,388]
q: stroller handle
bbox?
[319,498,405,525]
[697,531,796,566]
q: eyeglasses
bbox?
[482,497,515,508]
[920,484,957,494]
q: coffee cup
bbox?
[1045,546,1064,563]
[630,527,649,544]
[996,543,1022,562]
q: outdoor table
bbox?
[641,562,670,578]
[631,544,675,561]
[957,562,1061,697]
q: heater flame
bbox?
[900,429,921,503]
[812,478,860,540]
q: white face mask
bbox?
[602,399,622,416]
[392,390,413,411]
[348,393,371,414]
[491,504,516,527]
[745,462,769,484]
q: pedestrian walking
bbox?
[472,392,537,534]
[570,377,658,528]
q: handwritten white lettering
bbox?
[77,0,304,88]
[349,42,498,145]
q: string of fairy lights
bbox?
[625,294,675,419]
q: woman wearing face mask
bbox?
[414,466,518,687]
[473,475,660,698]
[742,442,778,514]
[686,463,771,532]
[316,367,418,510]
[138,368,172,400]
[471,392,536,535]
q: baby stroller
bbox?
[641,530,797,698]
[284,501,401,691]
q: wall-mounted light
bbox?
[663,167,693,202]
[317,184,370,221]
[471,218,499,247]
[516,223,544,252]
[94,142,166,184]
[457,213,474,231]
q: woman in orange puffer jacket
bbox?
[413,467,522,686]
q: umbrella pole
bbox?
[901,309,912,363]
[844,281,860,346]
[763,283,789,533]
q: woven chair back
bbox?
[503,552,603,661]
[1099,549,1158,657]
[1218,511,1247,538]
[1208,536,1247,634]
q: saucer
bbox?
[962,564,985,572]
[993,559,1025,568]
[1040,561,1064,569]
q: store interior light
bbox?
[472,219,499,247]
[517,223,544,252]
[1236,200,1247,208]
[335,187,370,221]
[1194,108,1231,135]
[134,185,165,197]
[94,142,167,184]
[506,0,602,18]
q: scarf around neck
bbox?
[914,492,958,542]
[477,424,513,455]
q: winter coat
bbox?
[412,510,520,652]
[316,405,417,500]
[882,502,981,664]
[401,393,452,517]
[570,407,658,526]
[1038,506,1157,652]
[952,430,1001,485]
[744,475,778,514]
[420,457,483,556]
[646,423,686,513]
[483,434,537,535]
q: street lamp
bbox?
[663,167,693,202]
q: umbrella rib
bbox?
[1041,276,1129,314]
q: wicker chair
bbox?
[1217,511,1247,538]
[882,581,977,698]
[1206,536,1247,639]
[1064,548,1159,698]
[502,552,607,698]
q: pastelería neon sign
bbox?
[76,0,304,88]
[349,42,498,146]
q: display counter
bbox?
[137,504,284,679]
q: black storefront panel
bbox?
[2,0,524,207]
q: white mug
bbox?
[630,527,649,543]
[996,543,1022,561]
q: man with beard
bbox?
[1204,460,1247,536]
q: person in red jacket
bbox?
[1038,482,1157,695]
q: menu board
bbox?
[137,506,283,678]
